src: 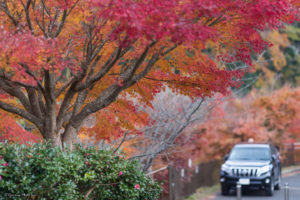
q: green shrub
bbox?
[0,142,161,200]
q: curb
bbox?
[282,166,300,176]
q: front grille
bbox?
[231,168,258,177]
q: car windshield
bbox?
[228,147,270,161]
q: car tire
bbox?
[221,184,229,196]
[275,175,281,190]
[266,177,275,196]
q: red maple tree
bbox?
[0,0,297,147]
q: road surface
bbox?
[214,172,300,200]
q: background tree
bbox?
[125,89,219,172]
[80,88,219,171]
[190,86,300,162]
[0,0,297,147]
[240,22,300,93]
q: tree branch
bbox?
[75,46,123,91]
[0,100,42,129]
[113,131,128,153]
[161,44,177,56]
[71,43,158,127]
[22,0,34,34]
[0,79,31,112]
[19,64,45,94]
[26,88,43,119]
[0,1,19,26]
[56,82,77,130]
[55,77,75,98]
[0,74,38,89]
[53,10,67,37]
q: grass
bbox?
[185,184,220,200]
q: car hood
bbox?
[225,160,270,167]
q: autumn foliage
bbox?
[0,111,40,144]
[186,86,300,163]
[0,0,298,146]
[242,22,300,92]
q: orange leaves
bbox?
[253,87,300,134]
[262,31,289,71]
[0,0,296,93]
[0,0,298,147]
[142,45,241,99]
[191,86,300,162]
[262,31,290,48]
[79,97,148,142]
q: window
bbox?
[229,147,270,161]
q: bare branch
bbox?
[125,89,215,172]
[113,131,128,153]
[128,150,165,160]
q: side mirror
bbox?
[272,155,276,162]
[224,154,229,161]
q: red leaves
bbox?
[0,28,73,86]
[0,0,297,89]
[0,111,41,144]
[95,0,220,44]
[0,0,298,145]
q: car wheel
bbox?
[221,184,229,196]
[266,177,275,196]
[275,175,281,190]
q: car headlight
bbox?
[258,165,271,176]
[221,164,231,174]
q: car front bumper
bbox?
[220,171,272,189]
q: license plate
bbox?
[239,178,250,185]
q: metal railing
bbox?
[236,182,242,200]
[284,183,289,200]
[235,182,300,200]
[283,182,300,200]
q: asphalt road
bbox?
[214,172,300,200]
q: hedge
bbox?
[0,142,161,200]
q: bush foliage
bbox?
[0,142,160,200]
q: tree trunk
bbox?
[50,134,62,147]
[42,128,62,148]
[62,124,79,149]
[41,122,80,149]
[40,123,80,149]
